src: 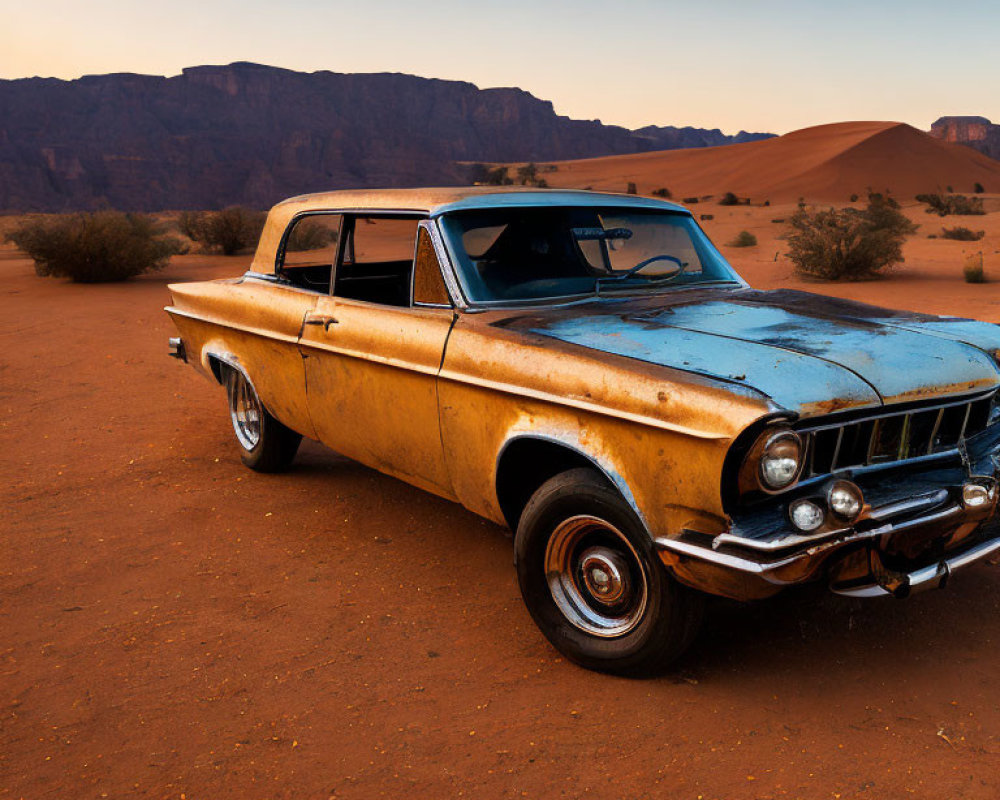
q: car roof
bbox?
[250,187,689,274]
[273,186,688,215]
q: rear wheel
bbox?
[515,468,703,675]
[225,368,301,472]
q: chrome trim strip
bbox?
[657,502,967,576]
[866,489,950,522]
[715,490,951,554]
[167,307,725,440]
[437,368,729,440]
[656,537,805,575]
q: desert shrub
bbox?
[177,210,202,240]
[728,230,758,247]
[651,187,672,199]
[964,253,985,283]
[5,212,184,282]
[626,182,637,195]
[915,193,985,216]
[941,226,985,241]
[947,185,954,193]
[682,196,699,204]
[719,192,740,206]
[700,214,714,221]
[850,194,859,203]
[286,219,335,251]
[517,162,539,185]
[974,182,985,194]
[865,190,900,209]
[770,218,786,224]
[183,207,265,255]
[481,166,514,186]
[786,195,917,280]
[466,163,491,184]
[763,200,770,207]
[534,178,549,188]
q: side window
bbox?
[277,214,341,292]
[334,216,421,307]
[412,227,452,306]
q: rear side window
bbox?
[335,215,422,307]
[277,214,342,292]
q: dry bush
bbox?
[626,182,637,195]
[915,193,985,216]
[286,219,335,252]
[5,212,184,282]
[516,163,538,185]
[941,226,985,241]
[718,192,741,206]
[177,210,202,240]
[964,253,985,283]
[181,207,265,255]
[651,187,672,199]
[786,195,917,280]
[974,182,985,194]
[728,230,757,247]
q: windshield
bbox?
[439,207,743,304]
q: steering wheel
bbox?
[620,254,685,279]
[607,254,687,283]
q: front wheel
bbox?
[515,468,703,675]
[225,368,301,472]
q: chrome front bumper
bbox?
[831,533,1000,598]
[656,477,1000,600]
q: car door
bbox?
[298,215,457,498]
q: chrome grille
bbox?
[802,391,997,478]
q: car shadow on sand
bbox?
[285,442,1000,685]
[675,565,1000,682]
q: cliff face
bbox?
[929,116,1000,161]
[632,125,774,150]
[0,63,774,212]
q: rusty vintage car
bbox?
[166,188,1000,674]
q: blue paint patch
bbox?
[517,290,1000,415]
[531,315,881,413]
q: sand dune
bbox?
[534,121,1000,202]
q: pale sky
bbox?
[2,0,998,134]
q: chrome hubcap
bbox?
[580,547,629,605]
[228,371,261,451]
[544,515,648,638]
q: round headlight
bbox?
[789,499,825,532]
[759,431,802,489]
[828,480,863,520]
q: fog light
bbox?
[789,499,825,532]
[828,480,863,521]
[963,483,990,508]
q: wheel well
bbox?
[496,438,612,531]
[206,354,229,385]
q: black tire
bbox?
[225,368,301,472]
[514,468,703,676]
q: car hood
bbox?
[497,288,1000,416]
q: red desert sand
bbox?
[3,125,1000,798]
[532,121,1000,202]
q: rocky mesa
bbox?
[0,62,772,212]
